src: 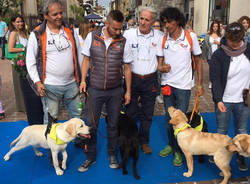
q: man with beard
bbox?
[78,10,132,172]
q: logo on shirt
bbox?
[152,42,157,47]
[180,43,188,49]
[132,44,138,48]
[93,40,101,47]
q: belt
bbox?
[132,72,156,79]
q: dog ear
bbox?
[170,118,177,125]
[66,123,76,137]
[239,139,249,153]
[226,141,239,153]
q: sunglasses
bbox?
[51,32,70,52]
[228,26,242,31]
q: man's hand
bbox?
[79,81,87,93]
[218,101,226,112]
[160,63,171,73]
[196,85,204,97]
[36,81,45,96]
[124,91,131,105]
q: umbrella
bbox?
[85,13,102,20]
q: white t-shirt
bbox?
[223,53,250,103]
[26,26,80,85]
[123,28,164,75]
[78,35,85,67]
[209,36,221,54]
[158,29,202,90]
[81,27,132,64]
[18,36,28,48]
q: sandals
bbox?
[0,113,5,120]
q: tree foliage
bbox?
[0,0,22,17]
[70,4,85,22]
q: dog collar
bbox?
[49,124,65,145]
[194,115,204,132]
[174,124,191,137]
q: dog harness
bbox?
[174,124,191,138]
[194,115,204,132]
[49,124,65,145]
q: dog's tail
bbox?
[10,134,22,147]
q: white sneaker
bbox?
[156,95,164,104]
[208,82,212,89]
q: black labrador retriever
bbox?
[117,112,140,180]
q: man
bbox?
[26,0,81,125]
[0,15,8,59]
[123,7,164,154]
[78,10,132,172]
[158,7,204,166]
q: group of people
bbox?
[0,0,249,175]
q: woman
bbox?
[210,22,250,172]
[8,15,28,112]
[238,15,250,43]
[202,20,221,88]
[78,19,91,66]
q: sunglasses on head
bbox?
[228,26,242,31]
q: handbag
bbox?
[5,32,24,59]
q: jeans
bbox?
[126,74,158,145]
[215,102,249,135]
[0,37,5,58]
[85,86,123,161]
[163,86,191,153]
[41,81,81,124]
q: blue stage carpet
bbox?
[0,113,250,184]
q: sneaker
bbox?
[208,156,215,163]
[173,152,183,166]
[109,155,119,169]
[78,159,96,172]
[156,95,164,104]
[159,145,172,157]
[208,82,212,89]
[141,144,152,154]
[237,155,248,171]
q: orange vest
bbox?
[34,25,79,83]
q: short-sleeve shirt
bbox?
[158,29,202,90]
[123,28,164,75]
[0,21,7,37]
[81,27,132,64]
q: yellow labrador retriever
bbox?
[227,134,250,157]
[168,106,233,184]
[4,118,90,176]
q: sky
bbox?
[98,0,111,8]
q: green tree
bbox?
[0,0,22,17]
[70,4,85,22]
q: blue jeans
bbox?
[42,81,81,124]
[85,86,123,161]
[215,102,249,135]
[163,86,191,153]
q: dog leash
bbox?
[83,90,109,139]
[190,95,199,122]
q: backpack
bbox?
[162,30,197,71]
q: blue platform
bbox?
[0,113,249,184]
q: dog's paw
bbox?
[56,169,64,176]
[35,152,43,157]
[62,163,66,170]
[4,155,10,161]
[183,172,192,177]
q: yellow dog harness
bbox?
[49,124,65,145]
